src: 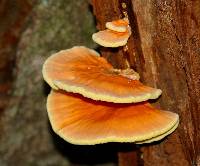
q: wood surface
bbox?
[92,0,200,165]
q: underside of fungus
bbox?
[47,90,179,145]
[42,46,162,103]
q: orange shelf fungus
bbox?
[92,18,131,47]
[92,29,131,47]
[42,46,162,103]
[47,90,179,145]
[105,18,129,32]
[43,46,179,145]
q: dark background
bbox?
[0,0,118,165]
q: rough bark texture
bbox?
[92,0,200,166]
[0,1,116,166]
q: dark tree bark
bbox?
[92,0,200,165]
[0,0,33,111]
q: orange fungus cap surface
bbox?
[92,29,131,47]
[106,18,129,32]
[42,46,162,103]
[47,90,179,145]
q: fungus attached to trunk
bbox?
[42,46,161,103]
[105,18,129,32]
[92,29,131,47]
[47,90,179,145]
[92,18,131,47]
[43,46,179,145]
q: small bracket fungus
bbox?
[92,18,131,47]
[105,18,129,32]
[42,46,162,103]
[92,29,131,47]
[47,90,179,145]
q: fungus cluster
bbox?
[92,18,131,47]
[42,46,179,145]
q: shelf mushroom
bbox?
[42,46,162,103]
[43,46,179,145]
[92,18,131,47]
[47,90,179,145]
[105,18,129,32]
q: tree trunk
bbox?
[92,0,200,165]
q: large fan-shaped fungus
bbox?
[42,46,162,103]
[47,90,179,145]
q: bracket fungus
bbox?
[42,46,162,103]
[43,46,179,145]
[92,18,131,47]
[105,18,129,32]
[47,90,179,145]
